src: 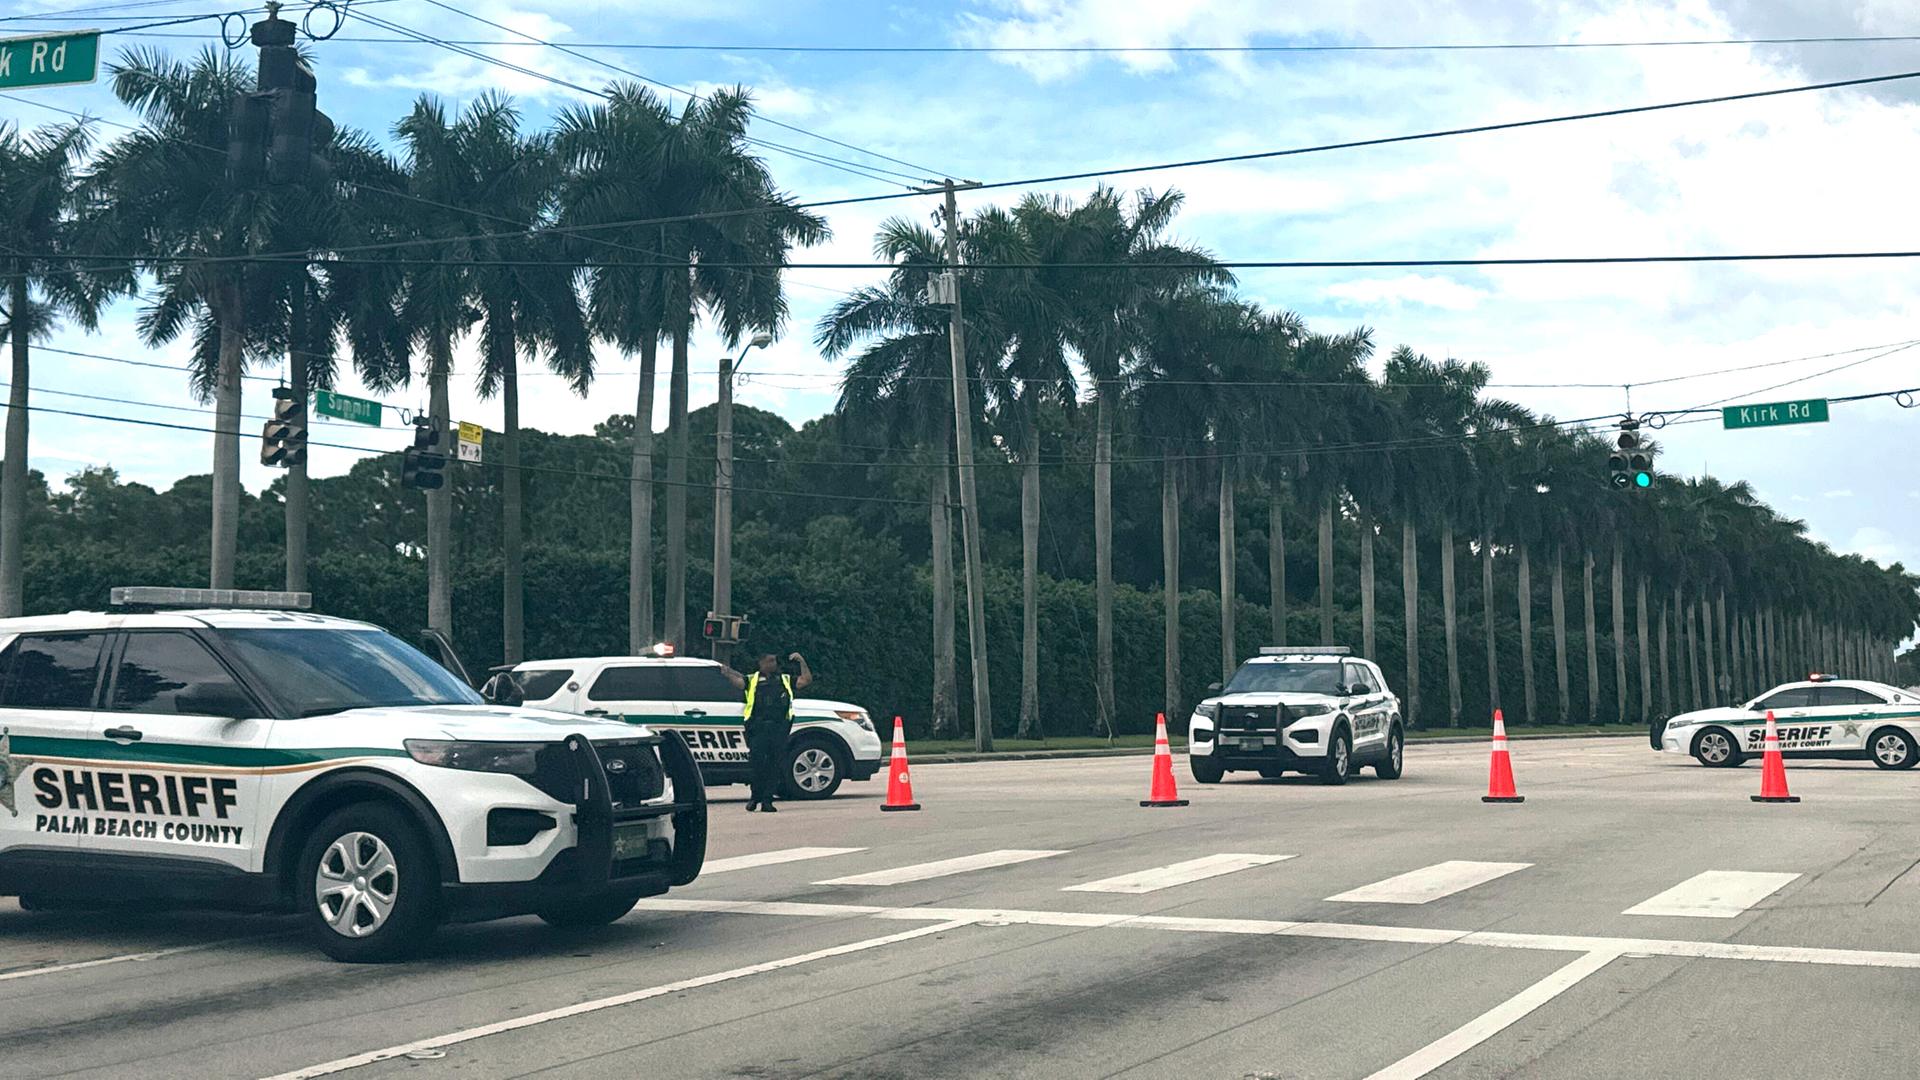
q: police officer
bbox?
[722,652,812,812]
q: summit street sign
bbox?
[0,31,99,91]
[1721,398,1829,431]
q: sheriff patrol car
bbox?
[1656,674,1920,769]
[0,589,707,963]
[489,653,884,800]
[1187,647,1404,785]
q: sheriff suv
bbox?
[0,588,707,963]
[488,652,883,800]
[1188,647,1404,785]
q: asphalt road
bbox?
[4,736,1920,1079]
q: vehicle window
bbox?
[514,669,572,702]
[1224,662,1343,695]
[1754,687,1816,711]
[1361,666,1384,693]
[674,666,741,703]
[219,628,482,717]
[587,665,676,702]
[110,632,256,718]
[1814,686,1885,707]
[0,633,109,710]
[1342,663,1364,692]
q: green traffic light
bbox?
[1634,471,1653,489]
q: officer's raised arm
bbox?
[791,652,813,691]
[719,664,747,691]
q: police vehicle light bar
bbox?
[110,586,313,611]
[1259,645,1351,656]
[651,642,675,657]
[1807,672,1835,682]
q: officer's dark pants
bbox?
[747,725,788,805]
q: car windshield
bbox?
[220,628,482,717]
[1224,662,1344,695]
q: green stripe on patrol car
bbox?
[12,736,407,769]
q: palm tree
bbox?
[0,119,108,615]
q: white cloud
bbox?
[1324,275,1490,311]
[1821,489,1855,499]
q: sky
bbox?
[2,0,1918,574]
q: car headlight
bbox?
[1289,704,1332,718]
[1663,717,1695,730]
[1195,702,1219,721]
[405,739,544,776]
[835,709,875,732]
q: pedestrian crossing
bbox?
[715,846,1803,920]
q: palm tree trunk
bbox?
[1441,516,1461,726]
[1582,550,1599,722]
[1636,576,1652,721]
[930,452,957,738]
[1317,496,1334,646]
[209,284,244,590]
[0,273,30,617]
[500,335,524,665]
[426,333,454,638]
[1359,508,1376,661]
[1163,456,1181,726]
[1657,599,1671,717]
[1552,546,1570,723]
[1683,590,1699,709]
[1017,403,1042,739]
[627,337,659,653]
[1700,595,1718,706]
[1611,537,1627,722]
[1268,473,1286,647]
[284,281,309,594]
[1481,527,1499,714]
[1518,542,1535,724]
[1219,466,1237,680]
[665,324,692,650]
[1716,591,1730,700]
[1094,383,1115,735]
[1402,520,1420,729]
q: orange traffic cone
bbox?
[1751,710,1800,803]
[1140,712,1189,807]
[1482,709,1525,803]
[880,716,920,812]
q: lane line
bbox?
[1363,950,1619,1080]
[638,898,1920,969]
[1326,861,1533,905]
[815,849,1066,886]
[1062,853,1294,894]
[702,847,866,875]
[1623,870,1801,918]
[0,932,288,985]
[260,919,976,1080]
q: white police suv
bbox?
[0,589,707,963]
[489,652,884,800]
[1188,647,1404,785]
[1655,673,1920,769]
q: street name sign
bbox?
[314,390,382,426]
[1721,398,1829,431]
[0,32,99,90]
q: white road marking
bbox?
[1623,870,1801,918]
[1326,861,1533,905]
[1062,853,1294,894]
[815,849,1066,886]
[701,847,866,875]
[0,943,210,983]
[638,898,1920,969]
[260,919,974,1080]
[1363,950,1619,1080]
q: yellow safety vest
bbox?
[744,673,795,722]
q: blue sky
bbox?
[4,0,1919,576]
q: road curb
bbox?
[914,730,1640,764]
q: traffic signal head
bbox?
[402,417,447,490]
[260,386,306,468]
[1611,418,1654,491]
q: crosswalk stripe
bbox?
[1062,853,1295,894]
[1623,870,1801,918]
[701,847,866,875]
[816,849,1067,886]
[1326,860,1533,905]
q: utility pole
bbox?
[931,179,994,752]
[711,332,770,662]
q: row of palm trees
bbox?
[821,195,1920,734]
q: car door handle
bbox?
[582,708,610,717]
[104,726,143,743]
[682,709,707,718]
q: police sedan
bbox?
[1655,675,1920,769]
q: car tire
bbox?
[1256,764,1285,779]
[1320,728,1352,786]
[1692,728,1743,768]
[780,737,847,800]
[1190,754,1225,784]
[1868,727,1918,770]
[535,889,645,929]
[299,802,442,964]
[1375,725,1405,780]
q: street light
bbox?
[711,331,773,660]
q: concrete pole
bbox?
[939,180,995,751]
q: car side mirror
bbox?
[1207,682,1222,694]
